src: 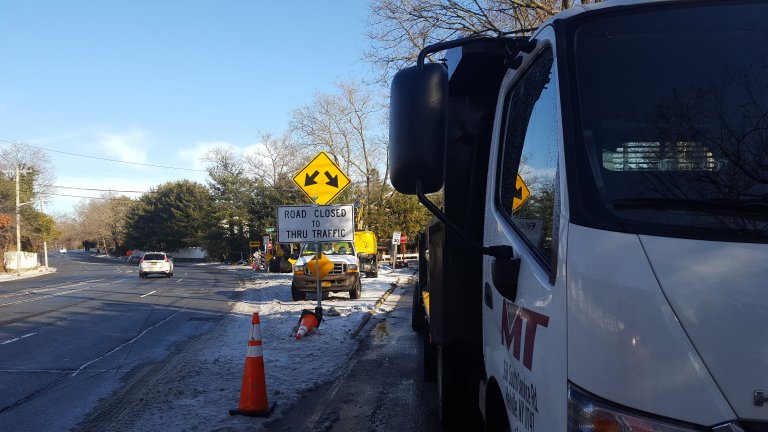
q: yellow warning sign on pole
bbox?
[292,151,351,205]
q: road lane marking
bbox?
[140,291,156,298]
[0,332,37,345]
[0,279,110,307]
[0,288,89,307]
[176,279,183,283]
[71,309,184,376]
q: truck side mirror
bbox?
[389,62,448,195]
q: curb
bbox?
[0,267,57,283]
[349,276,408,338]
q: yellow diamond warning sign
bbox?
[293,151,351,205]
[512,174,531,211]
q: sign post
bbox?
[285,151,353,335]
[278,204,355,320]
[400,233,407,264]
[391,232,401,268]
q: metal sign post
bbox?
[285,153,353,337]
[315,241,322,318]
[277,203,355,323]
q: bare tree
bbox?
[365,0,601,82]
[290,80,390,223]
[0,142,56,253]
[0,142,55,206]
[74,192,134,254]
[243,130,309,187]
[290,80,388,186]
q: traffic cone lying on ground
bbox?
[295,309,321,340]
[230,312,276,417]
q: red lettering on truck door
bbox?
[501,301,550,371]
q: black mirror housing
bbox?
[389,62,448,195]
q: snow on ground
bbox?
[114,264,417,432]
[0,266,56,282]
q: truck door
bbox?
[482,32,569,431]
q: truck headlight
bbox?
[347,264,358,272]
[293,265,304,275]
[568,385,701,431]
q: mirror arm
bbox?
[416,181,514,260]
[416,36,538,70]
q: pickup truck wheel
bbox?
[291,284,306,301]
[269,258,281,273]
[348,278,361,299]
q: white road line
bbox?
[0,369,113,373]
[71,309,184,376]
[140,291,156,298]
[0,288,90,307]
[176,279,183,283]
[0,332,37,345]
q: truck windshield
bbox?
[570,1,768,241]
[301,242,354,256]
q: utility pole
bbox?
[39,200,48,269]
[15,165,22,276]
[14,165,33,276]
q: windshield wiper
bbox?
[612,198,768,217]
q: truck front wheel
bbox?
[348,278,361,299]
[291,283,306,301]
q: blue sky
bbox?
[0,1,371,215]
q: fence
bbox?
[381,253,419,264]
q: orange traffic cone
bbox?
[230,312,276,417]
[295,309,321,340]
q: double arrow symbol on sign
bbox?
[304,170,339,188]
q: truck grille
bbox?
[329,264,345,274]
[305,263,346,275]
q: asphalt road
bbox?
[264,279,442,432]
[0,251,245,432]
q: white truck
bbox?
[391,1,768,431]
[291,241,362,300]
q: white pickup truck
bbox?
[290,241,361,301]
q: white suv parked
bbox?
[139,252,174,278]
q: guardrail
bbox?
[381,253,418,263]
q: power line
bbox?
[0,139,207,172]
[46,193,137,201]
[53,185,146,193]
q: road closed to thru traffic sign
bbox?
[277,204,355,243]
